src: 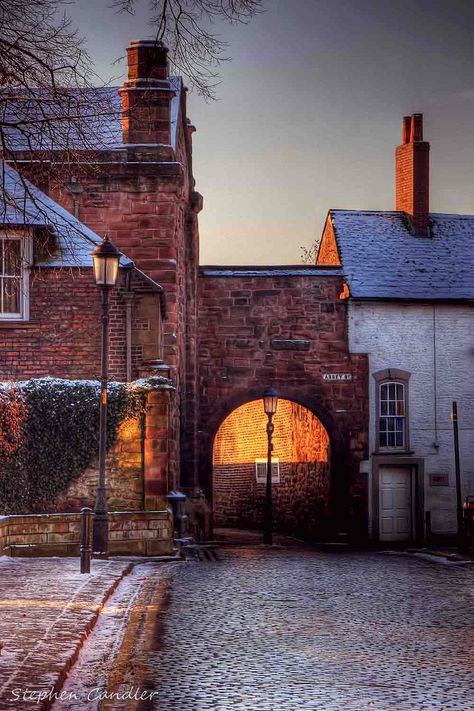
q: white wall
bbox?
[349,301,474,534]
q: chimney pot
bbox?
[402,116,411,144]
[411,113,423,142]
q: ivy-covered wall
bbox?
[0,378,169,515]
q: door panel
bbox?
[379,466,412,542]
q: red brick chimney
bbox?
[119,40,175,145]
[395,113,430,233]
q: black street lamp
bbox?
[262,387,278,545]
[91,235,122,556]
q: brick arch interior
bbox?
[212,398,332,539]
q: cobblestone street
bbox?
[147,546,473,711]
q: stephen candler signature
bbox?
[11,686,160,704]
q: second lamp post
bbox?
[91,235,122,557]
[262,387,278,545]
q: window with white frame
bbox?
[379,381,406,449]
[0,232,31,320]
[255,458,280,484]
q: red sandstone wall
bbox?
[197,272,369,538]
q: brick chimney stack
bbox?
[395,113,430,233]
[119,40,174,145]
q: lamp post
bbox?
[262,387,278,545]
[91,235,122,556]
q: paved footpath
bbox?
[0,556,132,710]
[145,546,474,711]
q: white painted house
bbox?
[317,114,474,544]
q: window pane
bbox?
[1,277,21,313]
[2,240,21,276]
[378,381,407,448]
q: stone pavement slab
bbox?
[0,557,132,710]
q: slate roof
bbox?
[0,161,132,268]
[1,77,182,152]
[329,210,474,300]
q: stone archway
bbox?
[212,399,331,540]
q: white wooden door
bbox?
[379,466,412,542]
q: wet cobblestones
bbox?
[149,547,474,710]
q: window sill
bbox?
[0,321,36,329]
[372,449,414,456]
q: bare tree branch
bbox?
[0,0,263,246]
[113,0,264,100]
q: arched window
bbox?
[373,369,410,452]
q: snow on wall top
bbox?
[0,161,132,268]
[200,265,344,278]
[330,210,474,300]
[1,77,181,152]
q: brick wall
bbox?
[213,399,329,465]
[197,269,369,537]
[0,268,126,381]
[213,399,331,538]
[0,509,173,557]
[214,461,331,539]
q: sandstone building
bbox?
[2,42,469,546]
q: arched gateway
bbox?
[213,399,331,539]
[192,265,370,542]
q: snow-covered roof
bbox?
[1,77,182,152]
[330,210,474,300]
[200,265,343,277]
[0,161,132,268]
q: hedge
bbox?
[0,378,145,514]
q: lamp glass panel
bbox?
[263,394,278,415]
[92,254,106,285]
[105,256,119,286]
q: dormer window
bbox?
[0,232,31,320]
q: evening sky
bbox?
[70,0,474,264]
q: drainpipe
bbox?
[125,298,132,382]
[432,305,439,449]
